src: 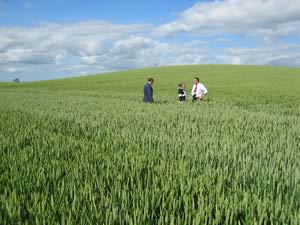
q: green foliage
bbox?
[0,65,299,224]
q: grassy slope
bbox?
[1,65,300,109]
[0,65,299,224]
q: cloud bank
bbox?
[154,0,300,38]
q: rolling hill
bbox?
[0,65,299,224]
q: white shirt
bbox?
[191,83,208,97]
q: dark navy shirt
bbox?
[143,83,154,103]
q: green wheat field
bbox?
[0,65,299,224]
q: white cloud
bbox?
[154,0,300,38]
[0,21,151,74]
[1,66,25,73]
[0,48,57,64]
[231,57,241,65]
[218,43,300,66]
[80,54,99,65]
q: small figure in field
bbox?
[178,83,186,103]
[143,78,154,103]
[191,77,208,102]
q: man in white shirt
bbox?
[191,77,208,102]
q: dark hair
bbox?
[194,77,199,82]
[148,78,154,82]
[178,83,183,87]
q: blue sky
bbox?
[0,0,300,81]
[0,0,203,25]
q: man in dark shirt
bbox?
[143,78,154,103]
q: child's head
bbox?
[178,83,185,89]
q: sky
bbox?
[0,0,300,81]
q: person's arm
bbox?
[150,86,154,103]
[191,85,195,96]
[202,86,208,98]
[199,84,208,99]
[203,84,208,95]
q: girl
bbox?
[178,83,186,103]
